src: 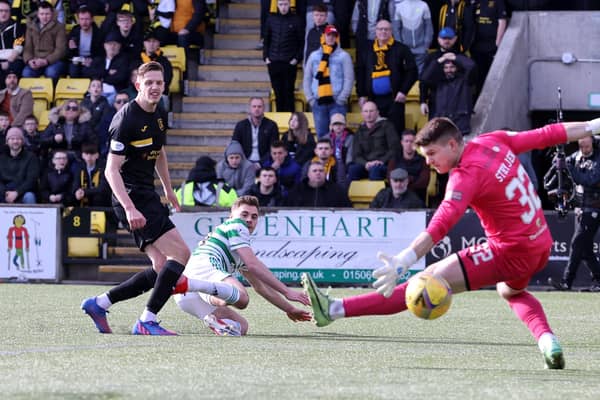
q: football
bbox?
[405,273,452,320]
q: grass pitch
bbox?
[1,284,600,400]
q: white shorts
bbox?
[184,253,231,283]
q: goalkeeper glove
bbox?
[372,248,417,298]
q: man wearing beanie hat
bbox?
[90,30,130,103]
[0,71,33,127]
[0,127,39,204]
[369,167,424,209]
[137,29,173,95]
[303,24,354,138]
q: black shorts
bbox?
[113,188,176,251]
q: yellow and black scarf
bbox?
[141,49,163,64]
[311,155,337,180]
[79,168,101,207]
[316,42,336,105]
[371,37,394,95]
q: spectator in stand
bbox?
[80,78,112,156]
[302,137,338,182]
[351,0,394,71]
[285,160,351,207]
[246,166,287,207]
[0,71,33,128]
[97,91,130,158]
[326,113,353,189]
[147,0,176,46]
[419,27,462,118]
[0,109,8,135]
[348,101,399,181]
[22,114,44,163]
[303,24,354,139]
[100,0,149,36]
[41,99,97,163]
[370,167,424,209]
[304,2,335,41]
[0,0,25,86]
[109,4,144,62]
[39,149,75,206]
[304,4,329,64]
[22,1,66,83]
[391,0,434,73]
[281,111,316,166]
[388,129,429,200]
[263,0,303,112]
[72,142,111,207]
[420,51,477,135]
[216,140,257,197]
[333,0,355,48]
[471,0,507,96]
[171,0,207,57]
[0,127,39,204]
[67,5,103,79]
[91,30,130,104]
[231,97,280,168]
[438,0,475,52]
[356,19,418,136]
[262,140,302,191]
[137,28,173,97]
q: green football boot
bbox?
[301,272,333,327]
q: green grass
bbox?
[1,284,600,400]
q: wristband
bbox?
[585,118,600,135]
[395,248,418,274]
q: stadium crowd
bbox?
[1,0,599,211]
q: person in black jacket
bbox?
[263,0,303,112]
[356,19,418,136]
[285,160,351,207]
[72,142,111,207]
[136,28,173,96]
[231,97,280,167]
[246,166,287,207]
[369,167,424,209]
[90,30,130,104]
[420,51,476,135]
[67,6,104,79]
[39,149,75,206]
[0,0,25,87]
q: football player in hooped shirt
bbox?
[81,61,193,335]
[303,116,600,369]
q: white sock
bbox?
[329,299,345,320]
[140,309,157,323]
[187,278,240,305]
[538,332,557,351]
[96,293,112,310]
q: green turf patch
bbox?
[1,284,599,399]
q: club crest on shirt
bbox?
[110,140,125,152]
[158,118,165,131]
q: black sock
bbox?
[107,267,157,304]
[146,260,185,314]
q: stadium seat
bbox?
[54,78,90,106]
[348,179,386,208]
[19,77,53,108]
[66,210,106,258]
[264,111,292,133]
[37,109,50,130]
[345,113,362,131]
[162,45,186,94]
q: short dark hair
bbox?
[24,114,38,123]
[38,1,54,10]
[259,166,276,175]
[137,61,164,77]
[316,138,331,146]
[401,129,416,139]
[77,5,93,16]
[271,140,286,150]
[81,142,99,154]
[313,4,328,13]
[415,117,462,147]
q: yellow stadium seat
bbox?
[294,90,306,112]
[32,99,46,120]
[162,45,186,94]
[305,112,315,131]
[345,113,362,131]
[54,78,90,106]
[348,179,386,208]
[407,81,420,102]
[93,15,105,27]
[264,111,292,133]
[37,109,50,130]
[405,101,428,131]
[19,77,53,108]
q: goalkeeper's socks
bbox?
[186,278,240,305]
[140,309,157,323]
[96,293,112,310]
[329,299,345,320]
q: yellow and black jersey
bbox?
[108,100,168,190]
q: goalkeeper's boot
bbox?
[81,297,112,334]
[301,272,333,327]
[132,320,178,336]
[538,333,565,370]
[203,314,242,336]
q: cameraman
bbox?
[550,136,600,291]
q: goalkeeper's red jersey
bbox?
[427,124,568,255]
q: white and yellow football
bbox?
[405,273,452,320]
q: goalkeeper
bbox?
[174,195,311,336]
[303,116,600,370]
